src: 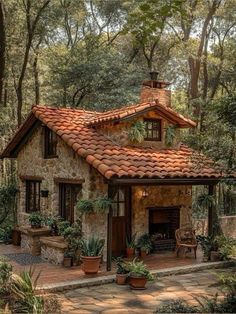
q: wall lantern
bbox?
[142,188,149,198]
[41,189,49,198]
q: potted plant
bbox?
[28,212,43,228]
[45,215,60,236]
[137,233,152,258]
[61,220,83,266]
[115,257,129,285]
[80,236,105,274]
[126,234,136,258]
[76,199,94,215]
[127,258,154,290]
[63,249,74,267]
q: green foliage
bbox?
[127,258,154,281]
[10,268,43,314]
[137,233,153,253]
[215,235,236,260]
[114,257,129,274]
[218,272,236,297]
[194,194,215,209]
[216,94,236,127]
[28,212,43,228]
[94,197,112,214]
[0,183,18,227]
[80,236,105,257]
[126,233,136,249]
[128,121,146,143]
[196,235,217,260]
[0,226,12,243]
[57,220,70,236]
[0,258,12,295]
[155,299,197,313]
[61,220,82,259]
[77,197,112,214]
[165,125,176,146]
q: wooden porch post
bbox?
[107,186,113,271]
[208,184,216,236]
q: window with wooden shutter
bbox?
[44,127,57,158]
[25,180,41,213]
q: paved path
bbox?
[57,267,235,313]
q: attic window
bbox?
[44,126,57,158]
[144,119,161,141]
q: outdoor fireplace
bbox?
[148,206,180,251]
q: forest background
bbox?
[0,0,235,228]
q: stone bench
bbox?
[40,236,68,265]
[20,226,51,256]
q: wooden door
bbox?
[111,186,131,257]
[59,183,81,224]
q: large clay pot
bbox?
[126,248,135,258]
[129,275,147,290]
[116,273,127,285]
[81,256,101,274]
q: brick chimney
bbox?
[140,71,171,107]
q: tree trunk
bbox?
[0,0,6,105]
[33,51,40,105]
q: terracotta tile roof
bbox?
[26,105,225,180]
[87,101,196,128]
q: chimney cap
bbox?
[149,71,159,81]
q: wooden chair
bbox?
[175,228,197,259]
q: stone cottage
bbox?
[1,73,231,270]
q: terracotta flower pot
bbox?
[81,256,101,274]
[140,250,147,258]
[63,257,73,267]
[210,251,221,262]
[126,248,135,258]
[129,275,147,290]
[116,273,127,285]
[12,228,21,246]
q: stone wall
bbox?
[132,185,192,237]
[98,110,181,150]
[17,125,108,259]
[194,216,236,238]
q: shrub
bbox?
[57,220,70,236]
[28,212,43,228]
[0,258,12,295]
[216,235,236,260]
[155,299,197,313]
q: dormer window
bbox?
[44,126,57,158]
[144,119,161,141]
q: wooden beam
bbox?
[208,184,216,236]
[107,185,113,271]
[108,178,220,186]
[54,178,85,184]
[20,175,43,181]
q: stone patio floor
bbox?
[0,243,205,287]
[56,267,236,314]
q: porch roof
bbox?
[1,105,234,182]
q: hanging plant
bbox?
[165,125,176,146]
[94,197,112,214]
[77,196,112,215]
[76,199,94,214]
[128,121,146,143]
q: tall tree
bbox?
[0,0,6,105]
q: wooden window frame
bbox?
[44,126,58,159]
[144,118,162,141]
[59,183,82,224]
[25,180,41,213]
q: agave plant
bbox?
[10,267,43,314]
[80,236,105,257]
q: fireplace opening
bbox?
[148,206,180,251]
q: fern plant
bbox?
[165,125,176,146]
[94,197,112,213]
[128,121,146,143]
[76,199,94,214]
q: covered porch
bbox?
[106,177,218,271]
[0,242,205,289]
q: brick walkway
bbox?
[0,244,203,286]
[57,267,235,314]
